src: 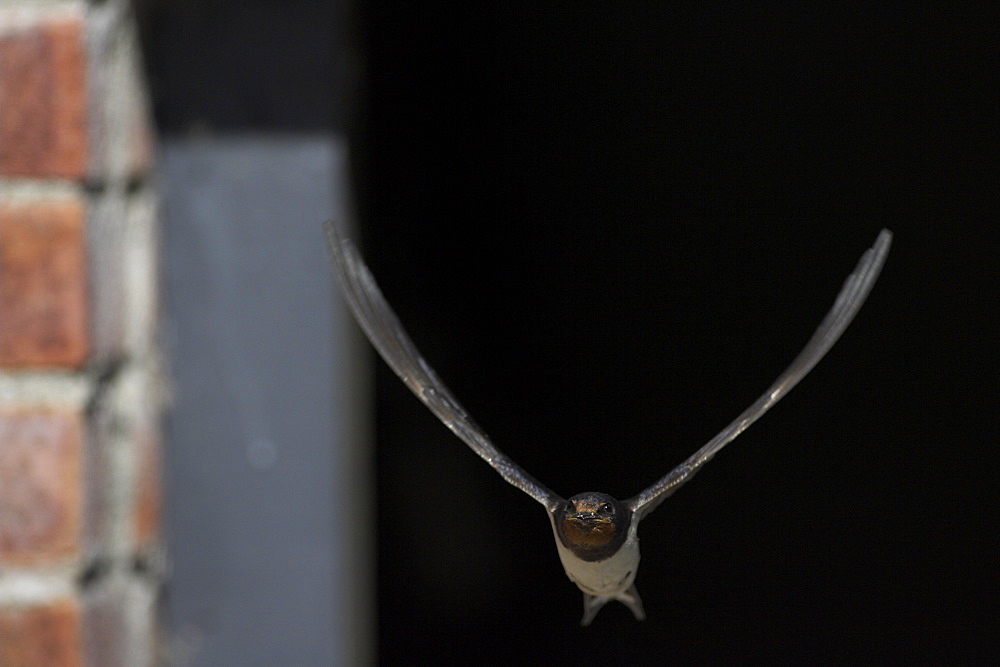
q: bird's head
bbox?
[556,492,631,561]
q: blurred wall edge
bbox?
[144,0,371,662]
[162,135,371,666]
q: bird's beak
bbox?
[569,513,610,524]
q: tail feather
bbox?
[580,584,646,626]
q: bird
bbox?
[324,222,892,625]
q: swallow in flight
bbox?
[324,223,891,625]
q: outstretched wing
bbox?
[627,229,892,520]
[324,221,563,512]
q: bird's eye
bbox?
[600,503,612,513]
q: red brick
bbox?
[133,426,162,548]
[0,200,90,368]
[0,408,84,565]
[0,600,82,667]
[0,13,88,178]
[126,97,156,180]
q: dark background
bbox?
[142,2,996,663]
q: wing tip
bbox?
[872,228,893,265]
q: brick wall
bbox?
[0,1,164,666]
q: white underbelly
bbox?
[550,520,640,596]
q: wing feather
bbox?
[324,221,563,512]
[627,229,892,519]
